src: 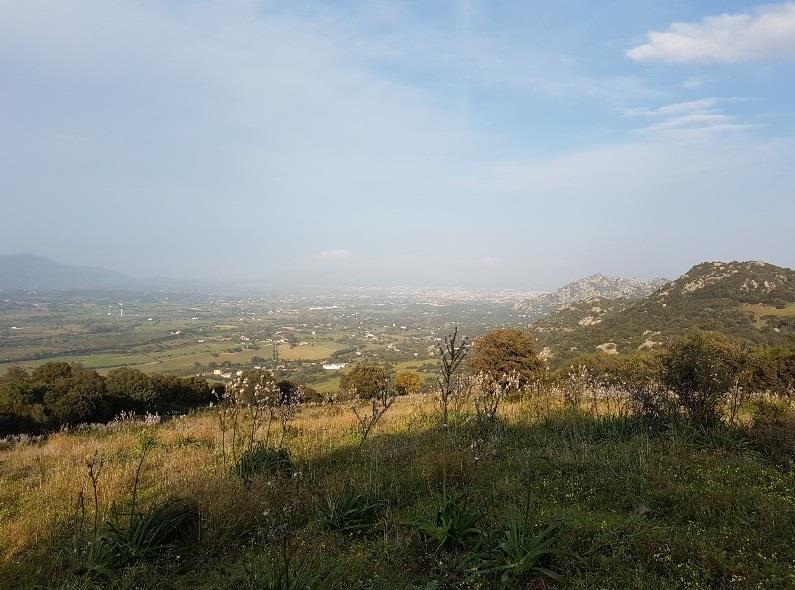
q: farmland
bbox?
[0,288,534,393]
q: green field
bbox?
[744,302,795,327]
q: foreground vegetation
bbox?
[1,331,794,588]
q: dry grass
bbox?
[0,395,434,563]
[2,391,794,588]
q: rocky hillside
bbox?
[532,261,795,364]
[515,273,668,318]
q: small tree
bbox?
[340,365,390,399]
[394,370,422,396]
[662,332,745,426]
[467,329,543,388]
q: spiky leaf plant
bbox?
[412,496,482,553]
[319,488,382,534]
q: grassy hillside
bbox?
[533,261,795,364]
[1,393,794,589]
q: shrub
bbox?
[661,332,745,426]
[747,347,795,393]
[50,389,110,427]
[233,443,293,483]
[394,370,423,396]
[749,399,795,464]
[563,351,662,392]
[628,383,680,426]
[319,489,382,534]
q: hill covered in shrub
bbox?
[533,261,795,364]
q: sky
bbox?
[1,0,794,289]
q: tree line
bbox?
[2,328,793,437]
[0,364,221,435]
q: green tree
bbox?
[44,365,109,426]
[467,329,543,386]
[340,365,390,399]
[106,367,156,412]
[0,366,33,406]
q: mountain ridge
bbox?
[515,273,668,318]
[532,260,795,364]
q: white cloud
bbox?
[628,3,795,63]
[316,249,351,261]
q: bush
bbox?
[233,443,293,483]
[563,351,662,391]
[749,399,795,464]
[661,332,745,426]
[394,370,423,396]
[0,363,225,434]
[628,383,680,426]
[105,368,156,413]
[747,347,795,393]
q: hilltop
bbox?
[533,261,795,363]
[515,274,668,318]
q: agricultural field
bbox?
[0,288,529,394]
[743,302,795,328]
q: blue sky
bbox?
[1,1,794,288]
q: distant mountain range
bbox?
[532,261,795,364]
[514,274,669,317]
[0,254,135,290]
[0,254,206,292]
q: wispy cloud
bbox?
[624,98,756,140]
[628,3,795,63]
